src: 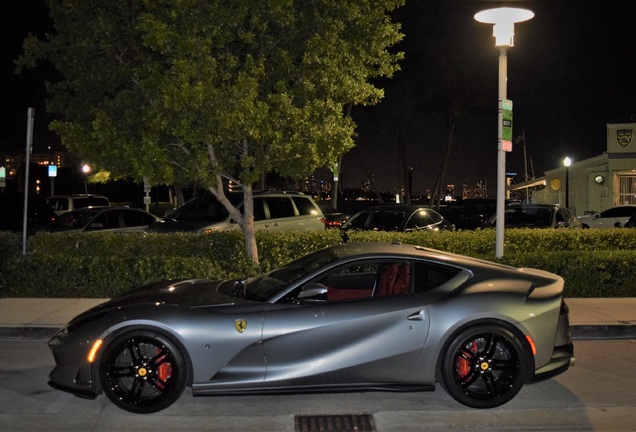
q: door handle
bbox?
[407,310,425,321]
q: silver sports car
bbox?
[48,242,574,414]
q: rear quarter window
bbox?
[413,261,461,292]
[293,196,320,216]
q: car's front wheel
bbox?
[439,325,529,409]
[99,330,187,413]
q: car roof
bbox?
[47,194,109,199]
[507,203,560,209]
[67,206,149,214]
[328,242,514,271]
[358,204,435,212]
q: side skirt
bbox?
[191,382,435,396]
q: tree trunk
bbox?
[239,185,259,264]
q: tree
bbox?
[19,0,404,263]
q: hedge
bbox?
[1,228,636,298]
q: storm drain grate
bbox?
[294,414,375,432]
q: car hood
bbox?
[93,278,249,311]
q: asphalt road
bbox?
[1,338,635,431]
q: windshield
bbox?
[243,247,339,301]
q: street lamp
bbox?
[474,7,534,258]
[563,156,572,209]
[82,164,91,194]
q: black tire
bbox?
[439,325,529,409]
[99,330,187,414]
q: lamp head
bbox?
[474,7,534,47]
[563,157,572,167]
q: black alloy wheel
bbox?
[99,330,187,414]
[439,325,529,409]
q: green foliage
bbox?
[499,250,636,298]
[19,0,405,263]
[2,229,636,298]
[20,0,405,187]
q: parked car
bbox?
[46,194,110,215]
[487,203,581,229]
[317,204,350,229]
[622,213,636,228]
[0,193,57,234]
[437,198,497,230]
[147,191,324,233]
[49,207,160,233]
[47,242,574,413]
[340,204,455,233]
[576,205,636,229]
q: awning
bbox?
[510,179,547,190]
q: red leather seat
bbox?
[377,264,398,296]
[377,264,410,296]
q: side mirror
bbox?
[298,283,328,301]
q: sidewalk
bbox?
[0,297,635,340]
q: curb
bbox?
[570,324,636,340]
[0,326,59,340]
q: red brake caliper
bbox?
[456,340,477,378]
[155,349,172,387]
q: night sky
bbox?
[2,1,635,196]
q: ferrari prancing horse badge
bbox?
[235,319,247,333]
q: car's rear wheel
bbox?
[439,325,529,409]
[99,330,187,413]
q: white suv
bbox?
[147,191,325,233]
[46,194,111,215]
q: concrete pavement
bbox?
[0,297,635,339]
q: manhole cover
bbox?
[294,414,375,432]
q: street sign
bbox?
[0,166,5,179]
[48,165,57,177]
[500,99,513,152]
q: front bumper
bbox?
[48,328,100,399]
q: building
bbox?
[511,117,636,215]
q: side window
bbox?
[265,197,295,219]
[343,212,369,230]
[368,211,404,231]
[412,261,460,293]
[50,198,67,211]
[91,211,119,229]
[310,261,412,301]
[557,208,573,224]
[173,195,228,222]
[253,198,266,221]
[122,210,155,227]
[292,196,319,216]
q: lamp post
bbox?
[563,157,571,209]
[474,7,534,258]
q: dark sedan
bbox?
[340,204,455,232]
[49,207,160,233]
[48,242,573,414]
